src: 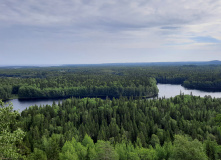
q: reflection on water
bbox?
[157,84,221,99]
[5,84,221,112]
[5,99,63,112]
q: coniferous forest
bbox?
[1,64,221,159]
[1,64,221,100]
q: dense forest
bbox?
[1,64,221,159]
[2,95,221,159]
[1,64,221,100]
[0,72,158,100]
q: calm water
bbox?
[5,99,63,112]
[157,84,221,99]
[5,84,221,112]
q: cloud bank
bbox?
[0,0,221,65]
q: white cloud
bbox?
[0,0,221,64]
[1,0,220,28]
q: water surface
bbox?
[5,84,221,112]
[5,99,63,112]
[157,84,221,99]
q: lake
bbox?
[5,99,63,112]
[5,84,221,111]
[157,84,221,99]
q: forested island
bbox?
[1,63,221,159]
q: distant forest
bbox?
[1,64,221,100]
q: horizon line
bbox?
[0,60,220,67]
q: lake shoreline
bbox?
[157,82,221,92]
[6,84,221,112]
[4,93,158,102]
[157,84,221,99]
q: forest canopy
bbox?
[1,64,221,159]
[1,95,221,159]
[1,64,221,100]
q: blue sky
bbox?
[0,0,221,65]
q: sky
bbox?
[0,0,221,65]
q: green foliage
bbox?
[45,134,62,160]
[15,95,221,159]
[28,148,47,160]
[137,147,156,160]
[0,100,25,159]
[0,67,159,100]
[2,93,221,159]
[82,134,95,148]
[2,65,221,159]
[115,142,128,160]
[2,65,221,100]
[150,134,160,148]
[204,140,218,160]
[95,140,119,160]
[171,135,208,160]
[59,140,79,160]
